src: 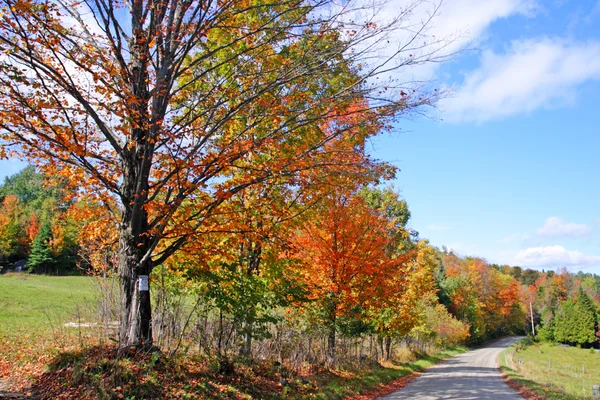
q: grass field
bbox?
[0,273,97,336]
[500,340,600,399]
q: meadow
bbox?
[0,273,98,336]
[500,340,600,399]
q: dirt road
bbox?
[381,336,524,399]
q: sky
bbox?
[0,0,599,274]
[368,0,600,274]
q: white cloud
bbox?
[334,0,535,82]
[419,0,536,51]
[535,216,592,237]
[441,38,600,122]
[403,0,536,78]
[514,245,600,268]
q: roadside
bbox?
[11,344,466,400]
[499,343,568,400]
[1,274,471,399]
[498,338,598,400]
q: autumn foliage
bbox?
[0,166,81,273]
[438,255,526,344]
[0,0,450,348]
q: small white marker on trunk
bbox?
[139,275,149,291]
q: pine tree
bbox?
[554,296,597,346]
[578,287,598,315]
[27,221,53,273]
[578,287,599,345]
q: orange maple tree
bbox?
[365,239,439,358]
[290,191,400,366]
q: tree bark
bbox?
[384,336,392,361]
[117,224,154,349]
[117,160,154,349]
[118,260,153,348]
[326,323,336,369]
[325,292,338,368]
[239,237,262,358]
[218,310,224,356]
[239,322,253,358]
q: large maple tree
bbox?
[0,0,448,348]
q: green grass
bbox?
[499,340,600,399]
[0,273,97,336]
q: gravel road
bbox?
[381,336,524,399]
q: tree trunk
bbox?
[384,336,392,361]
[326,323,336,369]
[239,320,253,358]
[118,263,152,348]
[117,164,154,350]
[238,237,261,358]
[118,227,153,349]
[218,310,224,356]
[325,293,337,369]
[116,12,156,351]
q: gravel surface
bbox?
[381,336,525,400]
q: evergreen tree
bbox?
[577,287,599,345]
[554,297,597,346]
[27,221,53,273]
[434,261,452,308]
[536,318,555,342]
[578,287,598,315]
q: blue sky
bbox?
[370,0,600,274]
[1,0,599,274]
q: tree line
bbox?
[1,165,534,367]
[0,166,79,273]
